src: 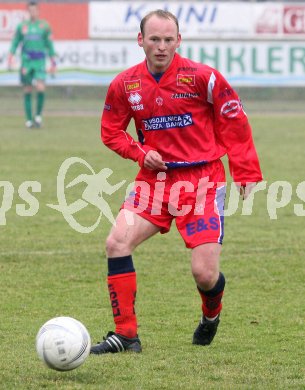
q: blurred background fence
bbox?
[1,1,304,109]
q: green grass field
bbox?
[0,88,305,389]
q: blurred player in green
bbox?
[8,1,56,129]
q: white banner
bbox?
[1,40,304,86]
[178,41,305,86]
[0,40,144,85]
[89,1,305,40]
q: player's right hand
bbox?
[144,150,167,171]
[49,57,57,77]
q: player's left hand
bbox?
[144,150,167,171]
[49,64,56,74]
[7,54,14,71]
[49,57,57,76]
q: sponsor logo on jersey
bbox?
[127,92,144,111]
[156,96,163,106]
[171,92,200,99]
[177,74,195,86]
[104,103,111,111]
[177,67,198,72]
[128,92,142,105]
[220,100,243,118]
[143,113,193,131]
[218,88,234,99]
[131,104,144,111]
[124,79,141,93]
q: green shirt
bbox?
[10,19,55,63]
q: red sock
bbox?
[197,272,225,318]
[108,272,137,338]
[198,290,224,318]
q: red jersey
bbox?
[101,53,262,185]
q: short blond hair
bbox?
[140,10,179,36]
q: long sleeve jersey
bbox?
[10,19,55,62]
[101,53,262,185]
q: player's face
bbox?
[28,4,39,21]
[138,15,181,74]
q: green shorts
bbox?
[20,59,46,85]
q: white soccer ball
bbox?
[36,316,91,371]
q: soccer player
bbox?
[8,1,56,129]
[90,10,263,354]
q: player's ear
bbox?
[176,33,182,49]
[138,32,143,47]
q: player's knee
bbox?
[105,234,118,256]
[105,233,130,257]
[36,83,45,92]
[24,86,32,93]
[193,268,218,291]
